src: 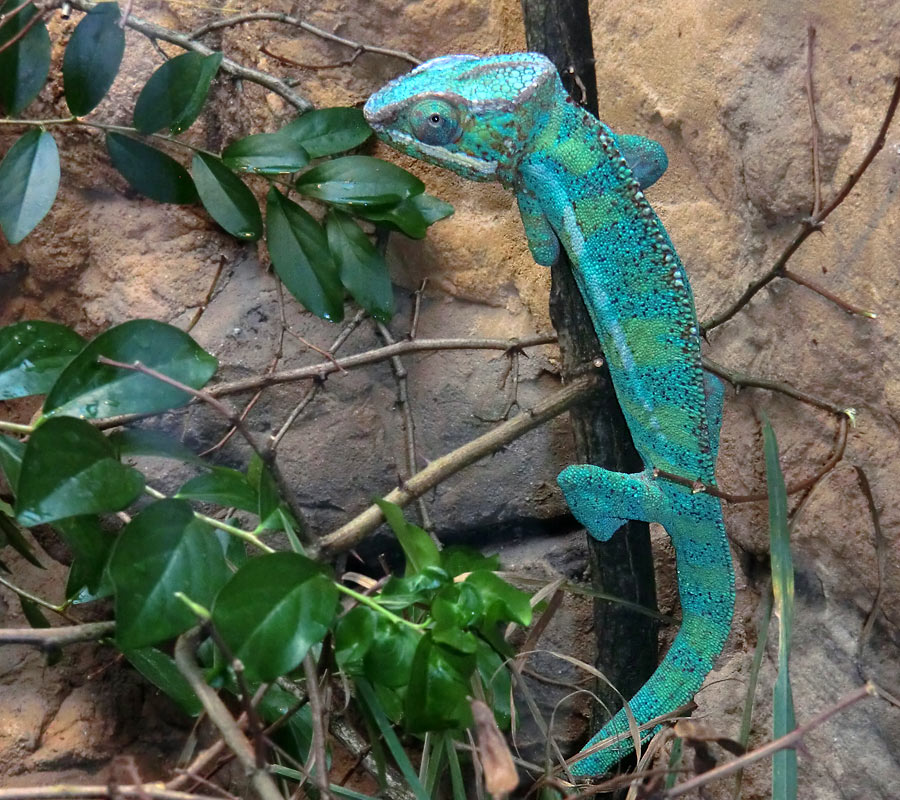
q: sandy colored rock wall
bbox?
[1,0,898,797]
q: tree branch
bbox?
[0,621,115,649]
[62,0,314,111]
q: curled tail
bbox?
[558,466,735,776]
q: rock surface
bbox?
[1,0,898,797]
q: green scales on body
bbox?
[364,53,736,775]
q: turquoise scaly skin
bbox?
[364,53,735,775]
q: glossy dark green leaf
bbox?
[431,582,482,630]
[431,626,477,654]
[43,319,217,420]
[404,634,474,732]
[281,107,371,158]
[109,499,230,650]
[334,605,376,673]
[108,428,204,465]
[191,152,262,240]
[0,129,59,244]
[222,133,308,174]
[0,0,50,115]
[265,187,343,322]
[362,615,417,688]
[133,51,222,134]
[326,209,393,322]
[465,570,532,627]
[295,155,424,207]
[0,434,24,489]
[126,646,203,715]
[373,497,438,575]
[62,2,125,115]
[440,546,499,577]
[176,467,258,512]
[55,515,113,600]
[15,417,144,526]
[379,566,450,609]
[212,551,338,682]
[0,504,43,567]
[476,642,512,730]
[356,193,454,239]
[0,320,86,400]
[106,132,198,203]
[258,683,313,763]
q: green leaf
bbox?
[404,633,474,732]
[362,615,417,688]
[54,515,113,600]
[176,467,258,512]
[0,129,59,244]
[211,551,338,682]
[334,605,376,673]
[62,2,125,116]
[0,320,86,400]
[440,546,499,577]
[373,497,438,575]
[43,319,217,420]
[357,194,454,239]
[222,133,308,174]
[295,155,424,207]
[191,152,262,240]
[281,107,372,158]
[476,641,512,730]
[106,132,198,204]
[431,582,482,630]
[109,499,230,650]
[0,507,43,567]
[126,647,203,715]
[15,417,144,526]
[133,51,222,135]
[465,570,532,627]
[379,567,450,609]
[326,209,393,322]
[108,428,204,465]
[265,187,343,322]
[258,684,314,763]
[763,416,797,800]
[0,0,50,115]
[0,434,24,489]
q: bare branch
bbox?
[62,0,314,111]
[0,787,223,800]
[315,373,598,557]
[0,621,115,649]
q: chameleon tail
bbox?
[557,467,735,775]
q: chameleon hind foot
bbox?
[557,465,663,541]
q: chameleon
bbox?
[363,53,735,775]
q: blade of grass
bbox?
[422,732,444,795]
[762,415,798,800]
[445,733,466,800]
[355,678,430,800]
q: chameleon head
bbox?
[363,53,560,184]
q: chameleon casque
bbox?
[364,53,736,775]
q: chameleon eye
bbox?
[409,99,462,146]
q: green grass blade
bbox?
[355,678,430,800]
[762,416,797,800]
[444,733,466,800]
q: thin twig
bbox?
[660,683,878,797]
[0,621,115,649]
[0,787,224,800]
[0,4,44,58]
[315,373,598,557]
[375,320,433,534]
[703,63,900,332]
[95,356,313,546]
[174,630,283,800]
[853,465,886,668]
[702,356,850,416]
[62,0,314,111]
[654,413,848,504]
[302,654,331,800]
[329,717,416,800]
[782,268,877,318]
[806,25,823,216]
[185,11,419,65]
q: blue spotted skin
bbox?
[364,53,735,775]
